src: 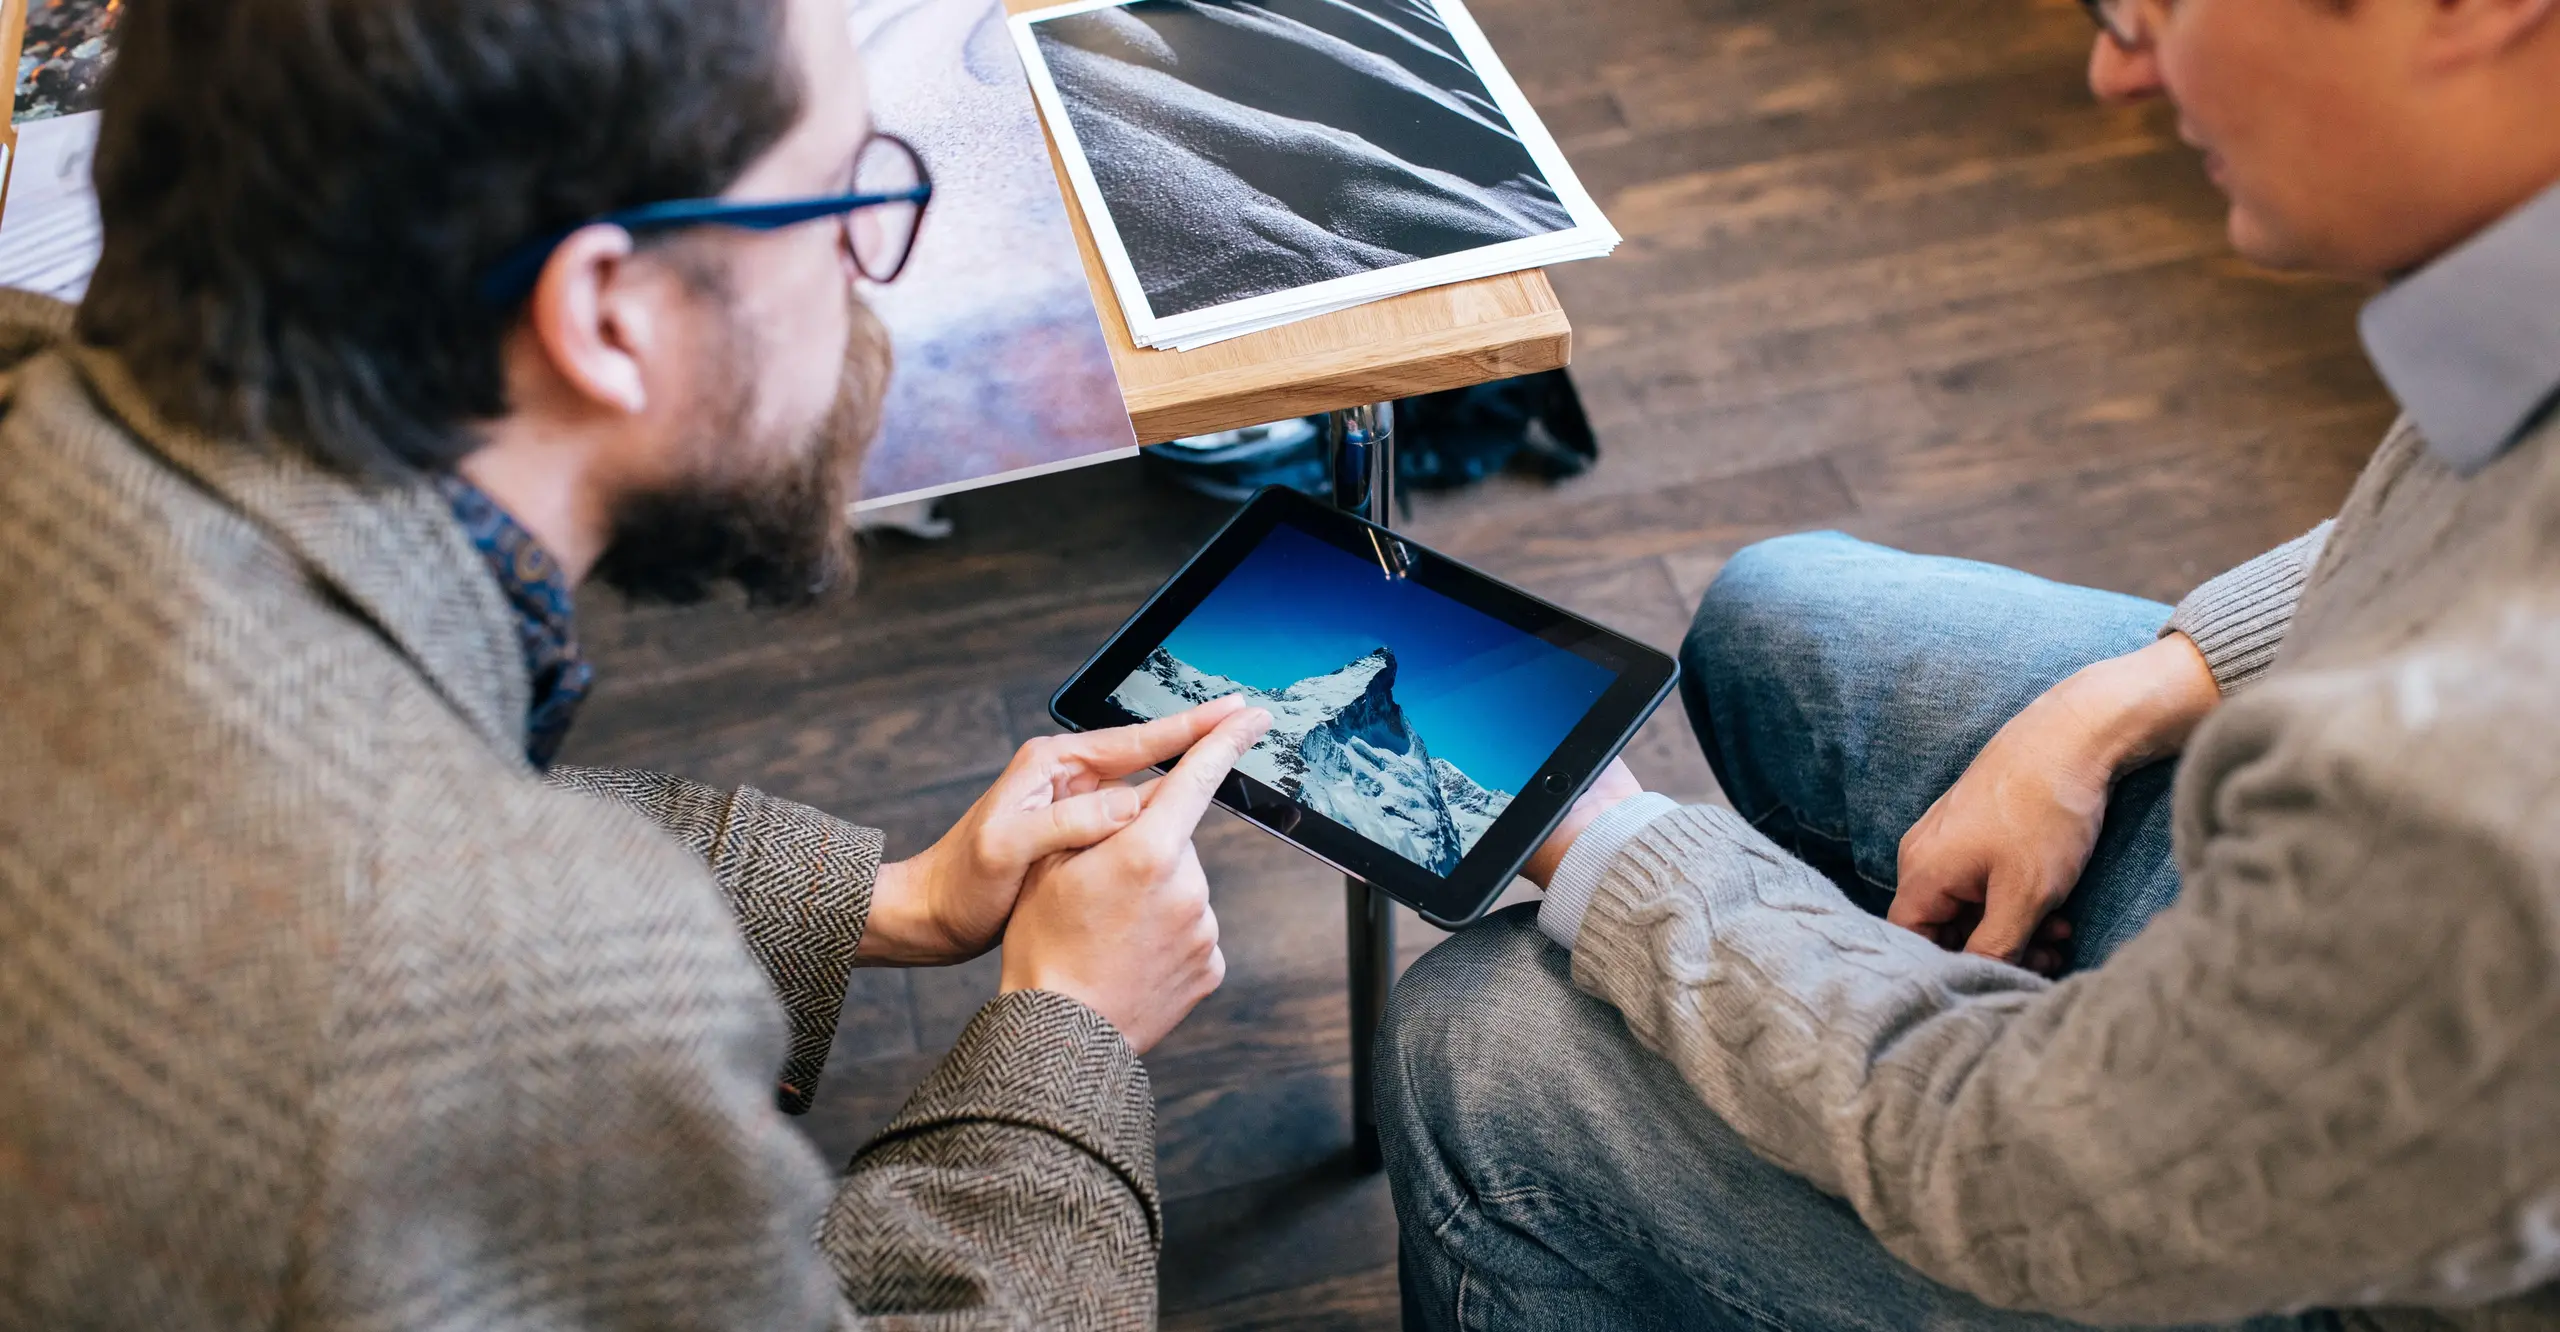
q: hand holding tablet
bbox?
[1519,756,1645,890]
[1052,487,1678,926]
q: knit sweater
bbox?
[1568,410,2560,1330]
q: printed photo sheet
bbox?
[1010,0,1618,350]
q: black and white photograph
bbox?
[1013,0,1615,346]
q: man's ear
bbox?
[525,225,654,417]
[2418,0,2560,72]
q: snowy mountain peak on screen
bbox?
[1110,645,1513,874]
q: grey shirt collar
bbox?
[2359,180,2560,476]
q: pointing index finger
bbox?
[1057,695,1252,781]
[1125,707,1272,850]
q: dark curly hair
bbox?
[74,0,804,476]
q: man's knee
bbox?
[1682,531,1869,690]
[1681,532,1881,787]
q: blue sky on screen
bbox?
[1160,523,1611,796]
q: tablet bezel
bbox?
[1049,486,1679,928]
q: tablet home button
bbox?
[1541,772,1572,796]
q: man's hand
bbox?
[1889,634,2220,971]
[997,704,1271,1053]
[858,696,1259,967]
[1521,758,1644,889]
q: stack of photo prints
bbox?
[1011,0,1619,351]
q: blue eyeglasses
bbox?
[478,132,933,307]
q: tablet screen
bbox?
[1106,521,1614,876]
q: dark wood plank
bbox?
[1596,0,2105,138]
[1159,1163,1400,1319]
[1463,0,1717,103]
[1164,1265,1400,1332]
[1406,456,1861,578]
[1842,408,2393,604]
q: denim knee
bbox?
[1680,531,1864,692]
[1375,908,1565,1207]
[1681,532,1868,785]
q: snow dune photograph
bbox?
[1023,0,1577,320]
[1108,524,1611,875]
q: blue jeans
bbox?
[1378,533,2332,1332]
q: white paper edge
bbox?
[1010,0,1620,347]
[1163,294,1375,351]
[1151,232,1616,348]
[1150,234,1608,350]
[1139,229,1613,346]
[1152,228,1614,349]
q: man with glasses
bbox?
[0,0,1279,1325]
[1381,0,2560,1327]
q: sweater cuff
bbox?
[1570,803,1780,1004]
[860,989,1161,1242]
[2163,522,2332,696]
[1539,793,1680,951]
[710,785,882,1115]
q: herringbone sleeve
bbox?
[829,990,1161,1329]
[548,766,880,1113]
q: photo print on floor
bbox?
[1013,0,1617,348]
[849,0,1139,508]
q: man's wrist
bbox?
[2064,634,2222,775]
[856,857,943,966]
[1538,792,1680,952]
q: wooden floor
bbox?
[558,0,2396,1322]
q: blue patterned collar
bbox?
[435,474,594,769]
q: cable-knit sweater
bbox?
[1568,411,2560,1330]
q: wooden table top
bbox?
[1001,0,1574,445]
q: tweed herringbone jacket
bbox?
[0,292,1158,1329]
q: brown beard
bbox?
[591,295,894,608]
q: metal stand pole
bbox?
[1328,402,1396,1174]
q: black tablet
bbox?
[1050,486,1678,928]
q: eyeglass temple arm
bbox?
[476,184,933,306]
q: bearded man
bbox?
[0,0,1278,1326]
